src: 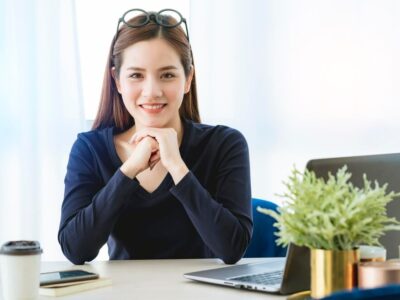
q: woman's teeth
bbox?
[141,104,165,109]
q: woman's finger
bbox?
[149,159,160,170]
[129,128,160,144]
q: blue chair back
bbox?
[244,198,287,257]
[321,284,400,300]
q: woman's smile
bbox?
[139,103,167,114]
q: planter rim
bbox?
[310,247,359,251]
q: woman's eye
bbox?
[129,73,143,79]
[162,72,175,79]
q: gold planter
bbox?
[311,248,360,299]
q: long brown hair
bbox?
[92,12,201,130]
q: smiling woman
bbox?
[58,9,252,265]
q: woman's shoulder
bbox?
[184,119,247,149]
[76,126,113,145]
[71,126,115,156]
[187,119,246,141]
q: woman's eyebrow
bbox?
[125,66,178,71]
[158,65,178,71]
[126,66,145,71]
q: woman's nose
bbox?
[142,78,163,98]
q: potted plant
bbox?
[258,166,400,299]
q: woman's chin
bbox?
[134,114,178,129]
[140,119,166,128]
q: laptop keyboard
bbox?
[229,270,283,286]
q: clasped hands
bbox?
[120,127,189,184]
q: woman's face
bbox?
[114,38,192,129]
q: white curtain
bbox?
[0,0,84,260]
[190,0,400,203]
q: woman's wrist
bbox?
[168,161,189,184]
[120,163,140,179]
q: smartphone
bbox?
[40,269,99,286]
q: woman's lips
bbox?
[139,104,167,114]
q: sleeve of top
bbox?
[170,129,252,264]
[58,135,140,265]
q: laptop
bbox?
[184,153,400,293]
[306,152,400,259]
[184,244,310,295]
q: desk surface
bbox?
[1,258,287,299]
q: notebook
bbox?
[184,244,310,295]
[306,152,400,259]
[39,277,112,297]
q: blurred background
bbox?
[0,0,399,261]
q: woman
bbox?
[58,9,252,265]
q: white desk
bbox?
[1,258,287,299]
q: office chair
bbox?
[244,198,287,257]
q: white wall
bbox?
[190,0,400,203]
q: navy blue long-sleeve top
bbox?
[58,118,252,265]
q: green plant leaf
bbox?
[258,166,400,250]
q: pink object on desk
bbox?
[358,261,400,288]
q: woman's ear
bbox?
[111,67,121,93]
[184,65,194,94]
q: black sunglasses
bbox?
[115,8,190,42]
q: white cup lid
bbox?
[0,240,42,256]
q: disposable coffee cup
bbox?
[0,241,43,300]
